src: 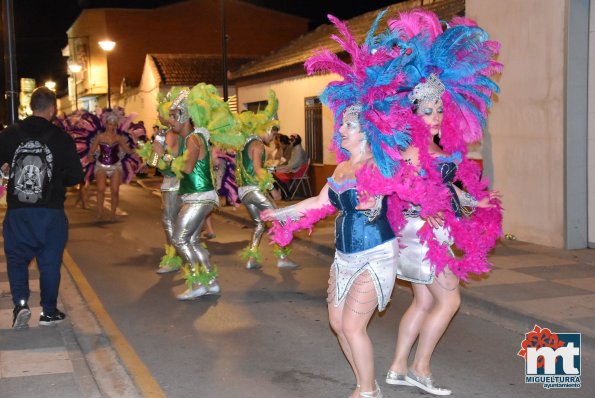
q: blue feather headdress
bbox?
[387,12,503,144]
[305,12,411,177]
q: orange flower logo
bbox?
[518,325,565,369]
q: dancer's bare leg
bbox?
[109,170,122,221]
[342,271,378,396]
[327,267,359,394]
[95,172,107,219]
[329,270,379,397]
[388,283,434,373]
[410,268,460,376]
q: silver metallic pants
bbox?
[172,201,214,274]
[240,189,277,253]
[161,190,182,245]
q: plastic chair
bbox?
[286,159,312,200]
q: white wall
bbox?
[115,56,162,129]
[237,74,339,165]
[467,0,567,247]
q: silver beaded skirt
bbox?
[331,239,398,312]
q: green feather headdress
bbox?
[237,89,280,139]
[187,83,244,150]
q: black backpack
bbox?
[9,126,54,204]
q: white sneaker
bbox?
[277,259,298,269]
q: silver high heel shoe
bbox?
[405,370,451,396]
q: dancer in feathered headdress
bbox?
[151,83,241,300]
[56,107,143,220]
[362,11,503,395]
[261,12,411,398]
[211,89,299,270]
[135,87,186,274]
[85,110,142,221]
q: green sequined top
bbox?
[178,130,215,194]
[236,135,265,187]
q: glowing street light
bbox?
[68,62,82,110]
[44,80,56,91]
[98,40,116,109]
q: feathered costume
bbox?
[137,88,188,273]
[160,83,239,298]
[355,10,504,281]
[55,107,143,184]
[269,12,417,313]
[269,10,503,283]
[209,90,297,269]
[269,11,411,245]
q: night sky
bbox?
[1,0,403,120]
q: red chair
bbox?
[286,160,312,200]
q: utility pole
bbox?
[221,0,229,101]
[2,0,18,124]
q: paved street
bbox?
[1,182,593,397]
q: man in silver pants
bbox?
[236,128,298,270]
[156,128,183,274]
[154,89,220,300]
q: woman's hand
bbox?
[477,190,501,209]
[355,190,376,210]
[425,211,444,229]
[261,209,274,221]
[152,141,165,156]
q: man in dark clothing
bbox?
[0,87,83,329]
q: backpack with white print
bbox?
[9,128,54,204]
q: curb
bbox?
[60,254,143,397]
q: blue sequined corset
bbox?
[328,178,395,254]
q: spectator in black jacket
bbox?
[0,87,83,330]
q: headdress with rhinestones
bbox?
[386,11,502,144]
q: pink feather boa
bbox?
[356,112,503,281]
[268,204,337,247]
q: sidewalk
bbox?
[0,209,140,398]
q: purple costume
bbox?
[95,142,122,177]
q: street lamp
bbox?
[44,80,56,91]
[98,40,116,109]
[68,62,82,110]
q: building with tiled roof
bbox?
[150,54,254,87]
[232,0,464,192]
[233,0,464,82]
[117,53,253,126]
[61,0,308,113]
